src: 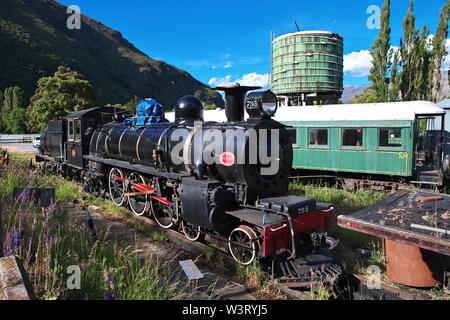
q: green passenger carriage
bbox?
[274,101,446,187]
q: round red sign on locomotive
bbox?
[220,152,235,167]
[72,149,76,157]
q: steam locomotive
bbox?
[36,85,341,287]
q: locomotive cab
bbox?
[64,107,122,169]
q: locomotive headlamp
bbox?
[245,90,278,120]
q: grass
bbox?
[205,244,225,271]
[236,260,265,288]
[310,284,334,300]
[289,180,388,248]
[0,160,199,300]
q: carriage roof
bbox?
[274,101,445,122]
[165,101,445,123]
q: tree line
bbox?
[0,65,220,135]
[351,0,450,104]
[0,66,98,134]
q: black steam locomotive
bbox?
[36,85,341,287]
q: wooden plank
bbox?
[0,256,33,300]
[338,215,450,256]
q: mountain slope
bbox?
[342,85,369,103]
[0,0,224,108]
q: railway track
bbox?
[86,201,437,300]
[85,201,314,300]
[290,174,447,193]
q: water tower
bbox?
[271,30,344,106]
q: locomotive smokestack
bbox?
[215,84,261,122]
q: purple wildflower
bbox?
[104,289,115,301]
[13,231,19,247]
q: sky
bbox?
[58,0,450,89]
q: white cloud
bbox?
[224,62,232,69]
[344,50,372,78]
[444,39,450,69]
[343,46,401,78]
[209,73,270,88]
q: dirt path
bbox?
[58,201,256,300]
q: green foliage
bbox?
[204,103,219,111]
[369,0,392,102]
[122,95,141,115]
[1,86,25,132]
[414,25,432,100]
[365,0,450,103]
[2,86,24,110]
[5,107,27,134]
[400,1,420,101]
[349,87,379,104]
[430,1,450,102]
[389,48,402,102]
[27,67,98,132]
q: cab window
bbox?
[68,121,74,141]
[75,120,82,142]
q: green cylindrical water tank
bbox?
[271,31,344,96]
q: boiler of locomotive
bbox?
[174,86,292,202]
[89,87,292,203]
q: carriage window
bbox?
[75,120,81,142]
[342,129,363,147]
[68,121,74,141]
[379,129,402,148]
[309,129,328,146]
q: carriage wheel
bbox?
[108,168,126,206]
[228,226,258,266]
[128,173,148,216]
[181,220,203,242]
[151,199,174,229]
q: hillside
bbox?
[342,85,369,103]
[0,0,224,108]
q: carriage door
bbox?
[414,115,444,185]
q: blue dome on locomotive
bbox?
[124,98,168,127]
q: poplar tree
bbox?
[430,1,450,102]
[413,26,431,100]
[400,1,419,101]
[368,0,391,102]
[389,48,401,102]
